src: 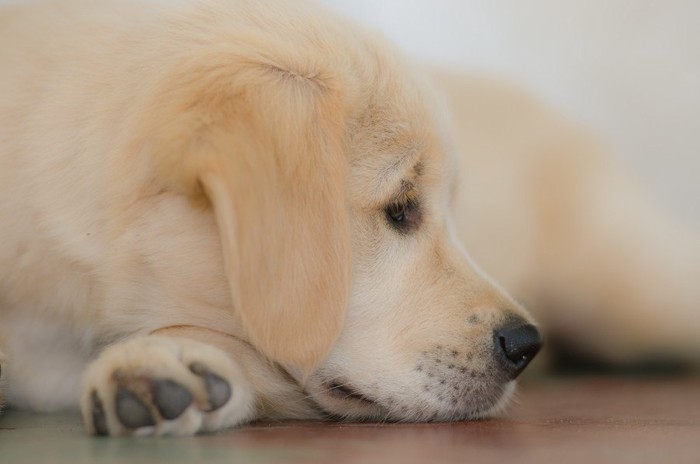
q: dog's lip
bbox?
[322,379,378,406]
[313,376,515,422]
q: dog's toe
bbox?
[152,379,193,420]
[90,391,109,436]
[116,387,156,429]
[189,362,231,411]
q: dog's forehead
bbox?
[345,82,452,204]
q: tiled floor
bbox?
[1,377,699,464]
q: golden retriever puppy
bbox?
[2,0,698,437]
[0,0,540,435]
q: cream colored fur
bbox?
[0,0,698,435]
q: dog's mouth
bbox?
[322,380,378,406]
[308,373,516,423]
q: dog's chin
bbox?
[307,379,386,421]
[306,375,518,422]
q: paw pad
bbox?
[152,379,193,420]
[81,336,253,436]
[115,387,155,429]
[190,362,231,411]
[100,365,232,429]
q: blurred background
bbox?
[320,0,700,226]
[1,0,697,224]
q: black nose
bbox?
[494,323,542,379]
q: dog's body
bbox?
[0,0,698,435]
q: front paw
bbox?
[81,336,254,436]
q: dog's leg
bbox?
[80,327,318,436]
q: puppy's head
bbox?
[149,1,540,421]
[298,43,541,421]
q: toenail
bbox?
[91,391,108,436]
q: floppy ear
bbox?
[153,63,351,370]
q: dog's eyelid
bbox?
[384,182,422,234]
[398,179,416,198]
[382,156,423,201]
[375,150,423,198]
[385,178,419,206]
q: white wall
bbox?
[321,0,700,225]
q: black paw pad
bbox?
[90,391,108,436]
[189,362,231,411]
[152,379,193,420]
[115,387,155,429]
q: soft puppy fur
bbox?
[1,0,698,436]
[0,0,537,435]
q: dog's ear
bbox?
[152,63,351,370]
